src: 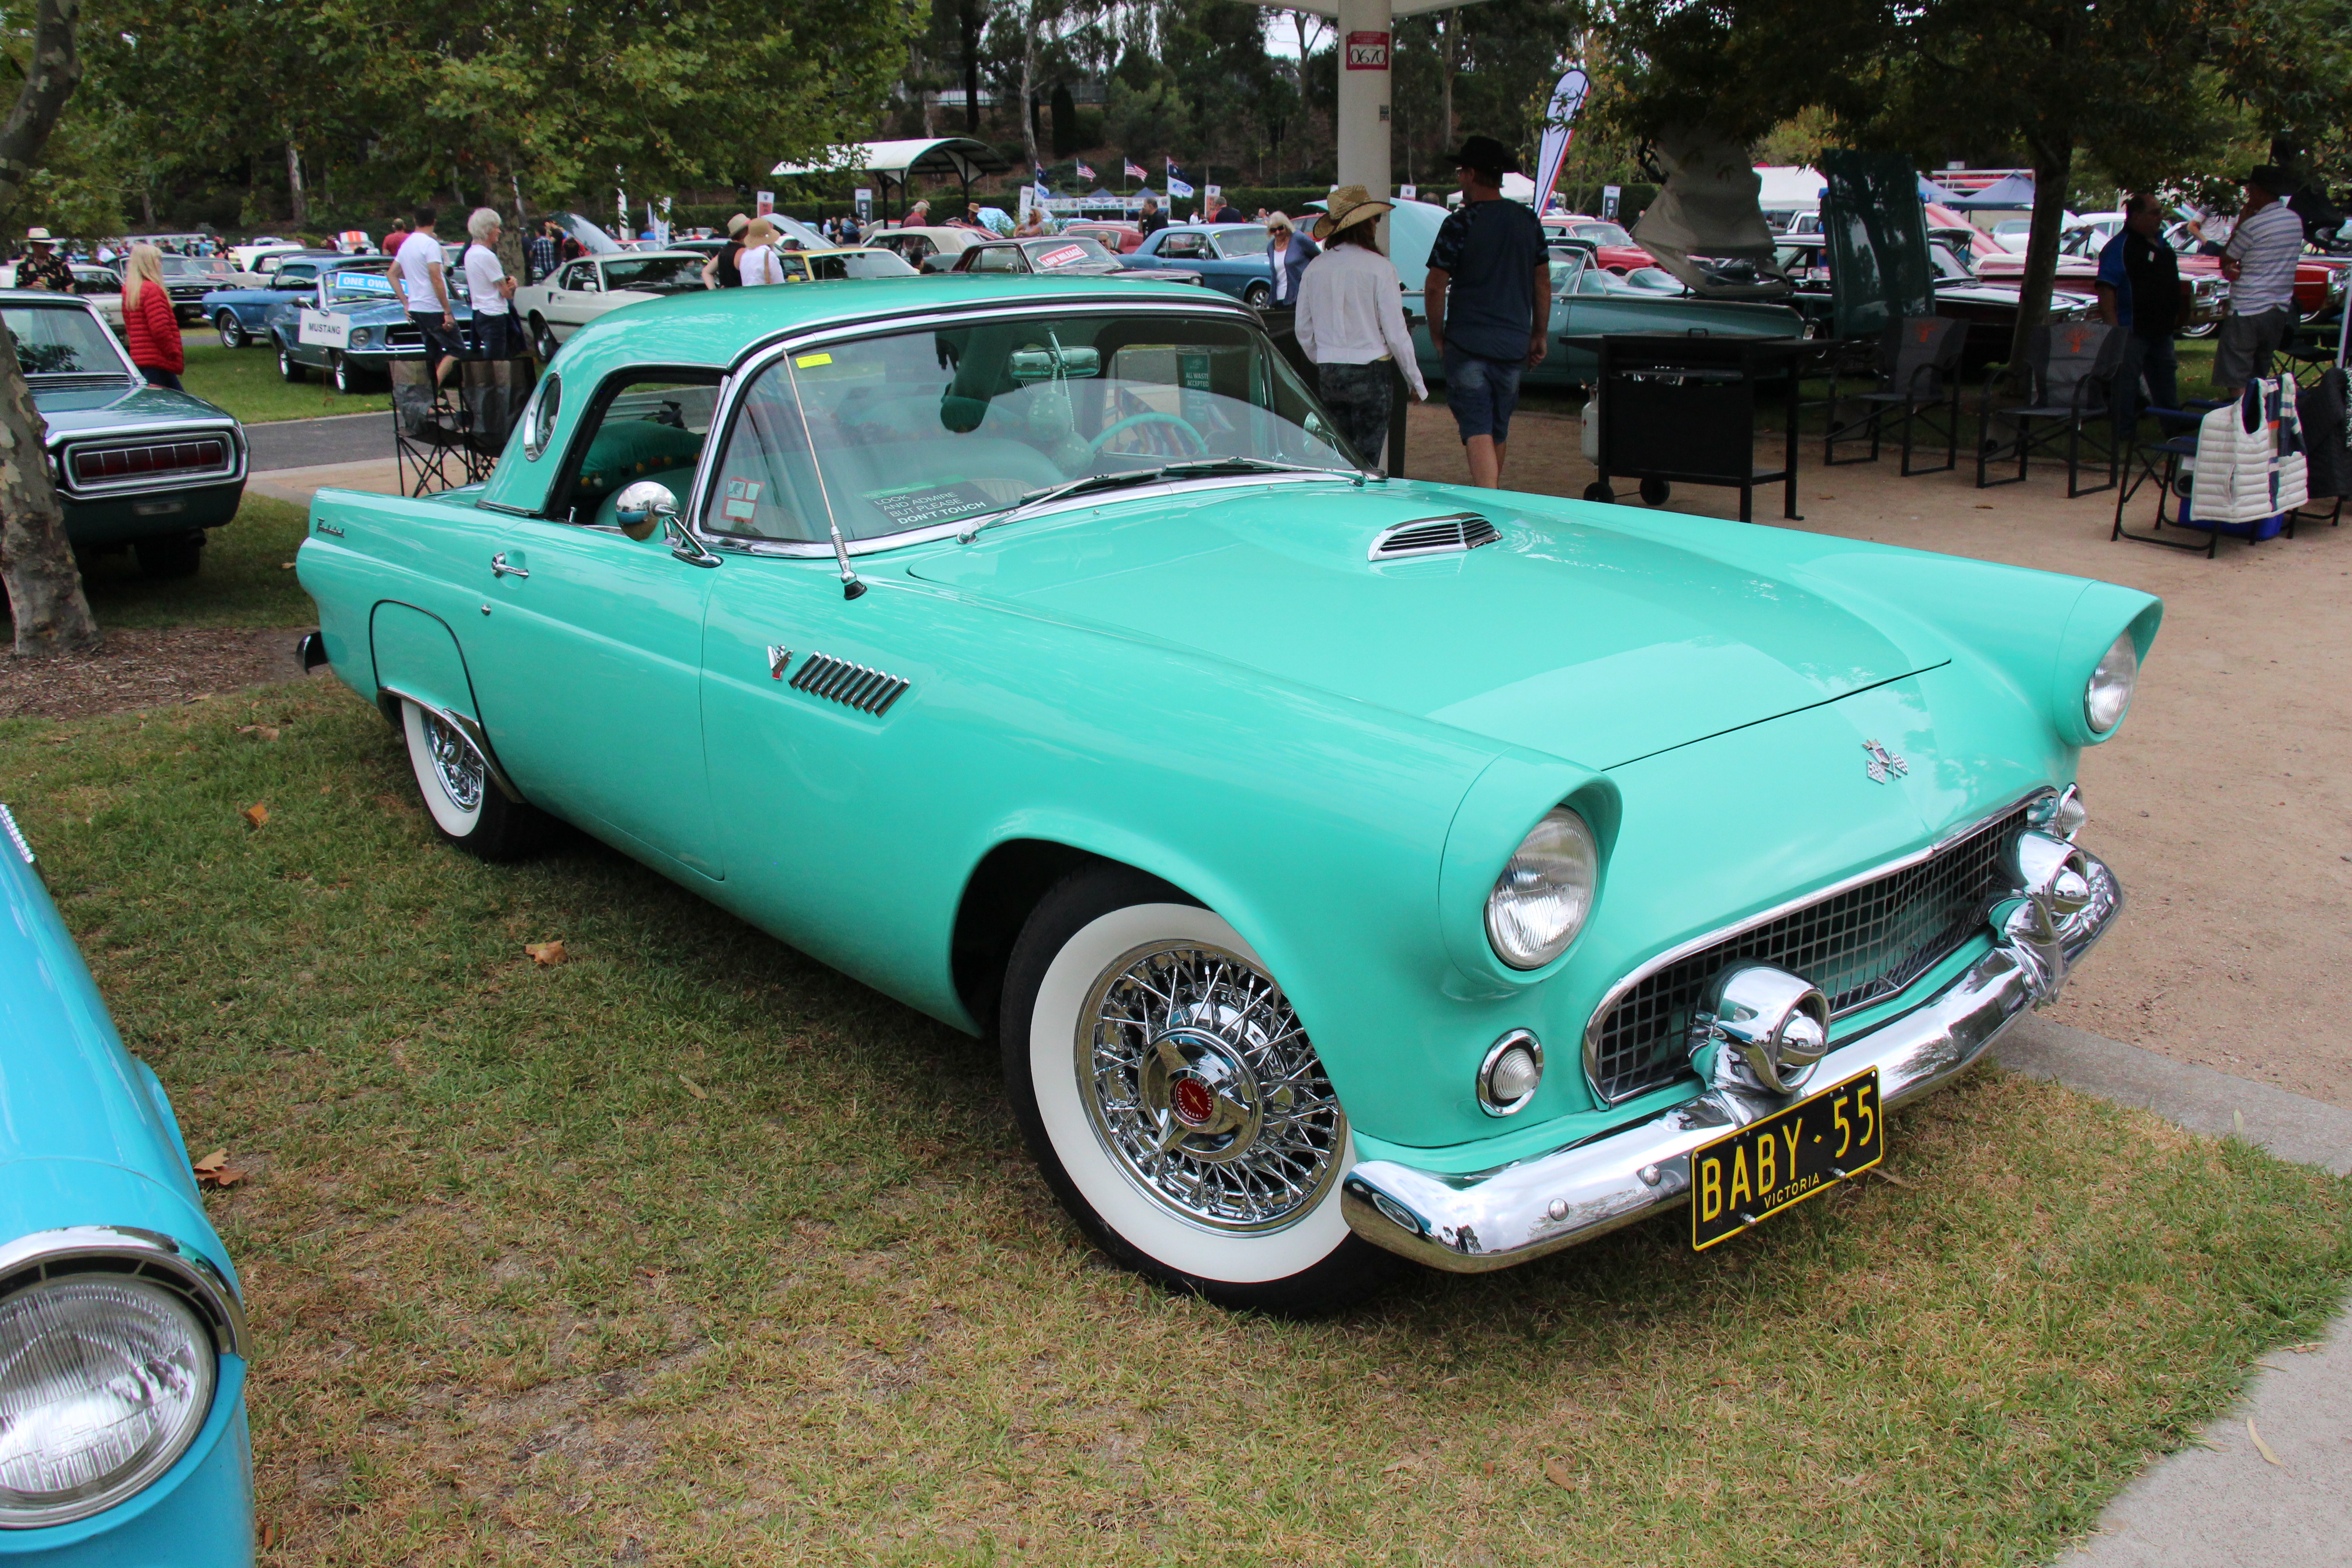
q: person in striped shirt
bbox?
[2213,167,2305,395]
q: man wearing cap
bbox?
[702,213,751,289]
[1424,135,1550,488]
[15,229,71,293]
[2213,166,2304,397]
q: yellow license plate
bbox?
[1690,1068,1883,1251]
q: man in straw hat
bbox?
[1423,134,1549,488]
[15,228,71,293]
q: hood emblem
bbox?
[1862,740,1908,784]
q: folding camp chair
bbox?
[392,360,493,496]
[1976,321,2126,495]
[2112,378,2309,557]
[1823,315,1967,475]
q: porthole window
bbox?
[523,374,560,460]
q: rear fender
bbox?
[366,601,524,803]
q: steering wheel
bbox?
[1088,411,1209,459]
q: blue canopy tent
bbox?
[1918,176,1968,205]
[1942,173,2037,209]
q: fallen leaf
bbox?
[193,1148,227,1172]
[240,802,269,828]
[2248,1420,2283,1468]
[278,562,297,570]
[679,1074,709,1100]
[235,725,282,742]
[1872,1168,1914,1190]
[2286,1342,2323,1353]
[524,940,567,966]
[1543,1456,1576,1490]
[192,1149,247,1189]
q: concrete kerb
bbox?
[1992,1015,2352,1568]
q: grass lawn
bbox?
[3,494,314,634]
[3,681,2345,1565]
[180,332,392,424]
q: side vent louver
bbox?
[1368,513,1502,561]
[788,652,911,715]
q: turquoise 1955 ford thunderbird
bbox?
[294,273,2157,1313]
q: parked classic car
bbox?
[1772,235,2102,372]
[865,225,994,272]
[1120,223,1279,306]
[295,273,2153,1311]
[5,291,246,577]
[1403,240,1809,388]
[68,263,124,331]
[262,267,472,392]
[0,804,255,1563]
[949,235,1205,289]
[512,250,711,359]
[1541,216,1654,274]
[154,253,224,324]
[1060,221,1144,253]
[204,253,392,348]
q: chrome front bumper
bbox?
[1342,838,2121,1273]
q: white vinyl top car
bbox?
[511,250,713,359]
[865,225,995,272]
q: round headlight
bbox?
[1485,807,1597,970]
[348,327,372,348]
[0,1277,216,1528]
[2085,632,2138,732]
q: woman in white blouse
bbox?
[737,218,786,286]
[1293,186,1427,468]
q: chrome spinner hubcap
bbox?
[421,713,485,813]
[1080,942,1345,1233]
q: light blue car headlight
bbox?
[0,1275,216,1528]
[348,327,372,348]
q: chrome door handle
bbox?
[490,552,528,578]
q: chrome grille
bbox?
[384,326,424,349]
[1584,803,2035,1104]
[1368,513,1500,560]
[787,652,909,715]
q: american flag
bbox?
[1076,162,1096,180]
[1124,159,1147,181]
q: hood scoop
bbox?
[1368,512,1500,561]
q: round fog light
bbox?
[1477,1029,1544,1116]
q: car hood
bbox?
[33,381,240,435]
[906,481,1950,768]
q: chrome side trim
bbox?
[1345,843,2118,1273]
[374,686,525,803]
[0,1225,249,1357]
[1579,785,2058,1101]
[0,803,32,862]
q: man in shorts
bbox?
[1424,135,1550,487]
[2212,166,2304,397]
[394,208,466,387]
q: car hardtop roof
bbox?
[0,287,102,304]
[534,270,1236,382]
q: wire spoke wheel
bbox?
[419,710,485,813]
[1078,941,1344,1234]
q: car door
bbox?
[466,371,726,878]
[545,260,601,336]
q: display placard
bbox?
[297,309,350,349]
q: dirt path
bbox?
[1405,404,2352,1110]
[0,627,315,722]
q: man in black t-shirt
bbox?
[1425,135,1549,488]
[2095,193,2181,433]
[1137,196,1169,238]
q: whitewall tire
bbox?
[398,699,547,860]
[1000,863,1400,1313]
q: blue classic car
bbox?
[1121,223,1276,305]
[263,268,474,393]
[294,274,2153,1314]
[6,291,247,578]
[201,253,391,348]
[0,806,254,1564]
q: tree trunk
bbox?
[1441,11,1460,155]
[285,138,306,228]
[0,0,94,657]
[2003,138,2074,377]
[1019,2,1041,178]
[960,0,980,133]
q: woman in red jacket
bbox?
[121,244,185,389]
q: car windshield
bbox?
[158,256,211,277]
[5,304,130,376]
[1023,237,1114,270]
[1547,250,1590,295]
[702,311,1358,544]
[810,250,917,279]
[326,270,397,304]
[1211,226,1272,256]
[1569,222,1631,245]
[603,255,706,294]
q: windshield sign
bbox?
[327,272,396,302]
[5,304,130,376]
[701,312,1357,544]
[1031,240,1105,270]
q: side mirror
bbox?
[612,479,676,541]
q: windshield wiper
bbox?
[1159,456,1371,482]
[956,469,1171,543]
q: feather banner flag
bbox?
[1532,67,1592,216]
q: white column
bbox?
[1334,0,1392,202]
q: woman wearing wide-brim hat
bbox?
[1293,185,1426,468]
